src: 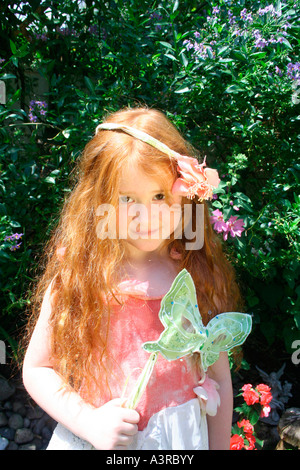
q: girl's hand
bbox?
[83,398,140,450]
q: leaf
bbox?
[84,76,95,95]
[159,41,174,51]
[225,84,244,94]
[10,40,17,55]
[44,176,56,184]
[0,74,16,80]
[217,46,229,56]
[165,53,178,62]
[180,51,188,67]
[175,87,190,94]
[281,38,293,50]
[172,0,179,13]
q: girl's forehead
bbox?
[118,164,174,192]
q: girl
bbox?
[23,107,242,450]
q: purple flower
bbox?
[287,62,300,80]
[255,38,269,49]
[5,233,24,241]
[88,25,98,35]
[240,8,248,19]
[258,5,279,17]
[28,100,48,122]
[34,32,48,41]
[4,233,24,250]
[212,6,220,15]
[275,66,283,76]
[10,242,22,251]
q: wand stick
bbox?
[125,352,158,409]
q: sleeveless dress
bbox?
[47,278,209,450]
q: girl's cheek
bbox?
[116,206,130,239]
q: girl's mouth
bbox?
[130,227,160,238]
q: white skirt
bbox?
[47,398,208,450]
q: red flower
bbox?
[230,434,245,450]
[245,433,256,450]
[237,419,254,435]
[242,384,260,405]
[256,383,272,406]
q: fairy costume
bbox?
[47,268,251,450]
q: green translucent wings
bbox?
[143,269,252,371]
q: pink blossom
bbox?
[210,209,228,233]
[260,405,271,418]
[223,215,245,240]
[193,375,220,416]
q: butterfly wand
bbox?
[124,269,252,410]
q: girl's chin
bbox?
[123,238,169,255]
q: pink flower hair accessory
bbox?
[172,155,220,201]
[96,122,220,201]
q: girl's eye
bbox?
[153,193,165,201]
[119,196,134,204]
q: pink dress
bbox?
[47,278,209,450]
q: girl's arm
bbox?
[22,280,139,450]
[206,352,233,450]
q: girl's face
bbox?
[117,164,182,258]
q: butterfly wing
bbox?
[199,312,252,371]
[143,269,206,360]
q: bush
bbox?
[0,0,299,357]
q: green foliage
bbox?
[0,0,299,356]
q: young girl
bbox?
[23,107,242,450]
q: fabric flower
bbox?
[172,155,220,201]
[230,434,245,450]
[193,375,220,416]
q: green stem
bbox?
[125,353,158,409]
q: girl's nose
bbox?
[130,203,160,229]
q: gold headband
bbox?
[95,122,220,200]
[95,123,180,159]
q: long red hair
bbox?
[25,107,242,401]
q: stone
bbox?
[18,443,36,450]
[8,413,24,430]
[0,437,9,450]
[12,401,27,417]
[0,427,15,440]
[26,406,44,420]
[0,377,15,402]
[6,441,18,450]
[0,412,8,427]
[14,428,34,445]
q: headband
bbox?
[96,122,220,201]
